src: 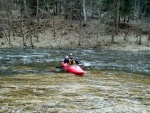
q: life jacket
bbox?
[68,58,76,65]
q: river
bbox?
[0,48,150,112]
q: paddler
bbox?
[64,53,79,65]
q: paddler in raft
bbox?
[64,53,79,65]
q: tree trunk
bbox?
[144,0,148,17]
[78,9,82,46]
[36,0,39,17]
[116,0,120,33]
[34,22,39,42]
[124,27,130,40]
[53,0,56,37]
[20,10,26,47]
[20,25,26,47]
[30,0,37,16]
[55,1,58,15]
[59,2,61,13]
[59,25,63,49]
[28,16,34,47]
[139,0,143,19]
[64,0,68,19]
[138,35,142,45]
[123,16,126,22]
[23,0,28,17]
[137,29,142,45]
[82,0,87,26]
[111,30,115,43]
[148,32,150,41]
[36,0,39,42]
[3,30,9,42]
[91,0,94,18]
[96,0,102,46]
[7,10,11,44]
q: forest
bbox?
[0,0,150,49]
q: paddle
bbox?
[55,66,63,68]
[55,64,83,68]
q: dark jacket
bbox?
[64,58,79,65]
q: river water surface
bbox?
[0,48,150,112]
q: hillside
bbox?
[0,13,150,51]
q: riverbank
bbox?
[0,32,150,51]
[0,18,150,51]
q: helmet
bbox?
[69,53,73,56]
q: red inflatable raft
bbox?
[62,62,84,76]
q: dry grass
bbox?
[0,17,150,51]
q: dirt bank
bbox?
[0,32,150,51]
[0,18,150,51]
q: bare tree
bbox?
[144,0,148,17]
[116,0,120,33]
[3,0,14,45]
[20,6,26,47]
[53,0,56,37]
[148,31,150,41]
[82,0,87,26]
[124,28,130,41]
[28,17,34,47]
[23,0,28,17]
[6,10,11,44]
[23,0,34,47]
[111,30,115,43]
[138,32,142,45]
[35,0,39,42]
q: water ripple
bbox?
[0,49,150,75]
